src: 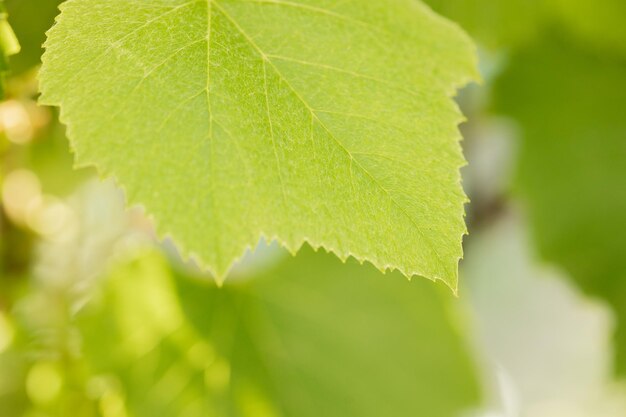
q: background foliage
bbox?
[1,1,625,416]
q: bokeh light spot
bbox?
[25,362,63,404]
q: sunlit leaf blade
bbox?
[79,247,481,417]
[39,0,478,288]
[494,34,626,374]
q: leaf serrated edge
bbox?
[38,0,479,295]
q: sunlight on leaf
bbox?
[39,0,478,288]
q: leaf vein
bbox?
[266,54,423,99]
[214,1,446,271]
[63,0,202,87]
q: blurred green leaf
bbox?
[0,0,19,97]
[424,0,626,55]
[425,0,544,49]
[494,34,626,374]
[79,247,481,417]
[548,0,626,57]
[5,0,62,73]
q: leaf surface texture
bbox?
[40,0,477,286]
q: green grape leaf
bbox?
[495,35,626,373]
[39,0,478,288]
[79,247,481,417]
